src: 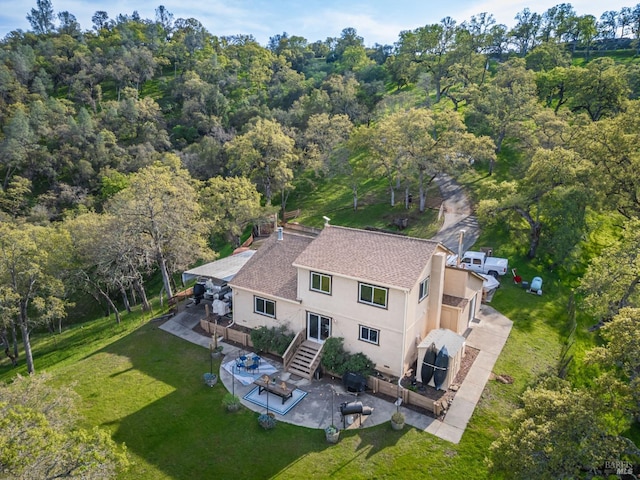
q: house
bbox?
[229,224,483,380]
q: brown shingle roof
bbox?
[442,294,468,309]
[229,231,314,301]
[292,226,443,290]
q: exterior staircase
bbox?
[284,339,324,380]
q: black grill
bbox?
[342,372,366,393]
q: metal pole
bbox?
[209,342,213,374]
[331,387,335,427]
[266,376,270,415]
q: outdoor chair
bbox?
[235,356,246,371]
[245,357,260,374]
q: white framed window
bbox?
[359,325,379,345]
[254,296,275,318]
[358,282,388,308]
[419,276,430,302]
[310,271,331,294]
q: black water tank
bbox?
[343,372,366,393]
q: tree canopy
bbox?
[2,8,640,458]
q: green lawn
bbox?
[283,172,441,239]
[0,164,606,479]
[0,276,568,480]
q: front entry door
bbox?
[468,293,477,327]
[307,312,331,343]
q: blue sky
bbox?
[0,1,632,46]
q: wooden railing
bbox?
[283,328,306,371]
[283,223,322,236]
[283,209,301,221]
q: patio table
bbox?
[253,377,293,404]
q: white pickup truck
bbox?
[450,251,509,278]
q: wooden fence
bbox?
[200,319,254,348]
[366,376,442,416]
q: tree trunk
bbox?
[11,321,18,361]
[418,170,426,213]
[514,206,542,259]
[19,302,35,374]
[281,187,291,217]
[156,251,173,300]
[390,187,395,207]
[495,130,506,154]
[121,287,131,313]
[134,279,151,311]
[1,328,17,366]
[96,286,121,324]
[352,185,358,211]
[527,223,542,259]
[616,276,640,314]
[265,166,272,205]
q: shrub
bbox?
[250,326,295,356]
[250,326,271,352]
[222,393,241,410]
[258,413,277,430]
[325,425,338,435]
[342,352,374,377]
[320,337,349,373]
[391,411,405,423]
[271,325,295,355]
[321,337,374,376]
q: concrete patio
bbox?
[159,303,512,444]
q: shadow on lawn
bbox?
[95,323,330,479]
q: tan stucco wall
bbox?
[441,305,472,335]
[426,253,447,333]
[297,267,408,377]
[231,287,304,332]
[443,267,470,297]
